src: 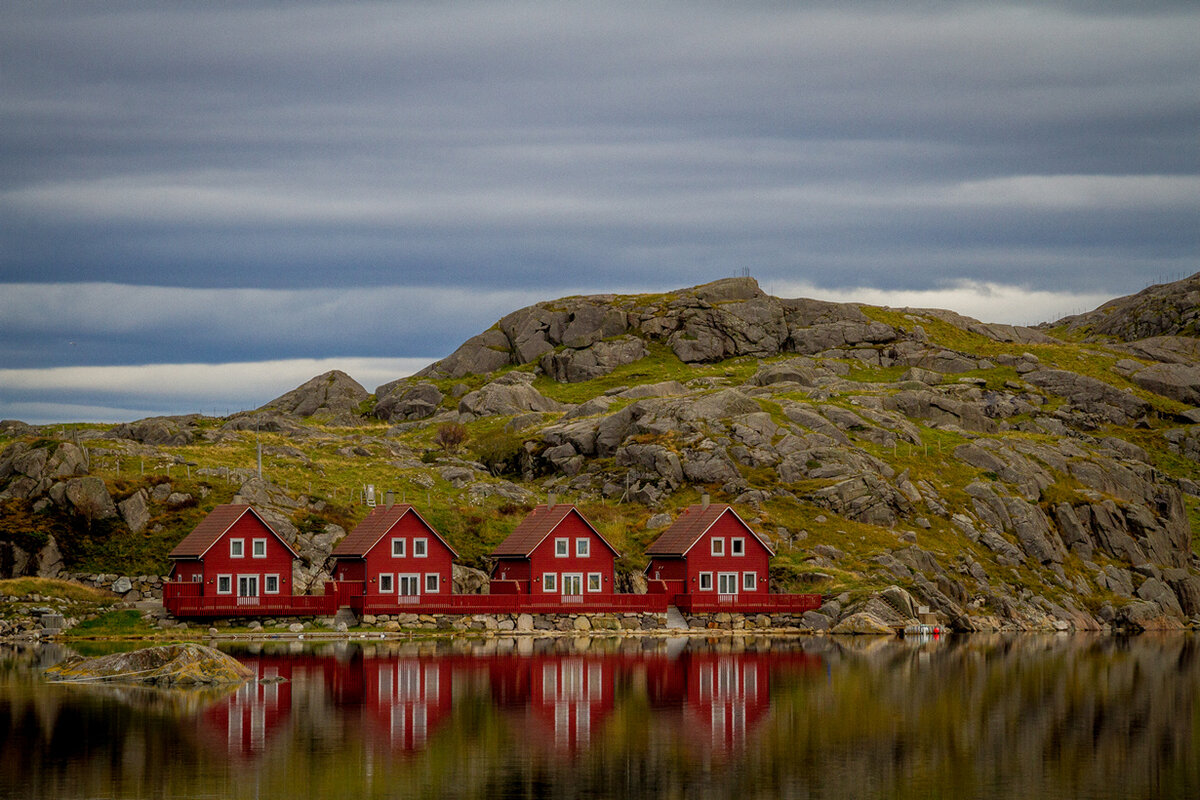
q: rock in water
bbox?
[44,644,254,686]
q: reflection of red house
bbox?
[489,505,619,598]
[360,657,454,752]
[646,504,772,598]
[168,504,299,605]
[330,504,457,606]
[686,655,772,753]
[199,657,293,759]
[529,656,616,751]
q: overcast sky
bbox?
[2,1,1197,424]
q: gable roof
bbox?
[645,504,775,558]
[331,504,458,559]
[490,504,620,559]
[169,504,300,560]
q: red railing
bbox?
[672,593,823,614]
[163,580,818,619]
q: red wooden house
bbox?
[167,504,300,608]
[329,504,457,607]
[645,503,772,598]
[489,504,619,598]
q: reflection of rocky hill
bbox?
[3,278,1200,632]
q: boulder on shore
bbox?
[44,644,254,686]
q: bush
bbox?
[434,422,468,454]
[472,432,526,477]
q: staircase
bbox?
[665,605,689,630]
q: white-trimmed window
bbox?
[742,572,757,590]
[192,574,202,583]
[576,538,590,557]
[711,537,725,556]
[587,573,602,592]
[252,538,267,558]
[543,573,557,592]
[414,538,428,557]
[731,537,745,556]
[699,572,713,591]
[265,574,280,594]
[217,574,232,594]
[425,573,439,593]
[555,538,569,557]
[379,573,394,593]
[392,538,406,557]
[230,539,244,558]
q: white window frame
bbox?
[378,573,394,593]
[216,574,232,594]
[554,538,569,557]
[731,537,745,556]
[230,538,244,558]
[718,572,738,594]
[414,538,428,558]
[742,571,757,591]
[425,573,440,593]
[392,538,406,558]
[264,574,280,594]
[398,574,420,596]
[711,537,725,556]
[587,573,602,592]
[576,538,590,557]
[252,538,267,558]
[192,574,202,583]
[543,573,557,592]
[698,572,713,591]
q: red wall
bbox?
[682,514,770,595]
[191,513,296,597]
[348,512,455,597]
[490,558,531,591]
[527,513,616,595]
[645,558,687,595]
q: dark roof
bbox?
[490,504,619,559]
[168,504,299,560]
[645,504,774,557]
[331,504,458,559]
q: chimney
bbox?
[385,490,395,508]
[547,492,558,508]
[701,493,710,508]
[232,494,245,505]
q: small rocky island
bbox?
[45,644,253,686]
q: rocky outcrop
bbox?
[458,372,567,419]
[108,415,200,446]
[1050,271,1200,341]
[374,381,445,422]
[45,644,254,685]
[257,370,367,424]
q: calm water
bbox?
[1,634,1197,799]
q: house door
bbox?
[238,576,259,597]
[562,573,583,596]
[398,574,421,596]
[717,572,738,595]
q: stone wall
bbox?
[69,573,166,601]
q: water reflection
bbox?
[2,634,1198,799]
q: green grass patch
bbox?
[61,609,153,638]
[0,577,117,604]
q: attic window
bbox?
[252,538,267,558]
[392,539,406,558]
[230,539,244,558]
[555,538,569,557]
[711,538,725,557]
[731,538,744,556]
[414,538,428,557]
[576,538,590,557]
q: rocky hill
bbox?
[1050,272,1200,342]
[3,277,1200,633]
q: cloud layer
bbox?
[1,2,1196,422]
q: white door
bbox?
[562,573,583,595]
[238,576,259,597]
[398,574,421,596]
[717,572,738,595]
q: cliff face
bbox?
[3,277,1200,633]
